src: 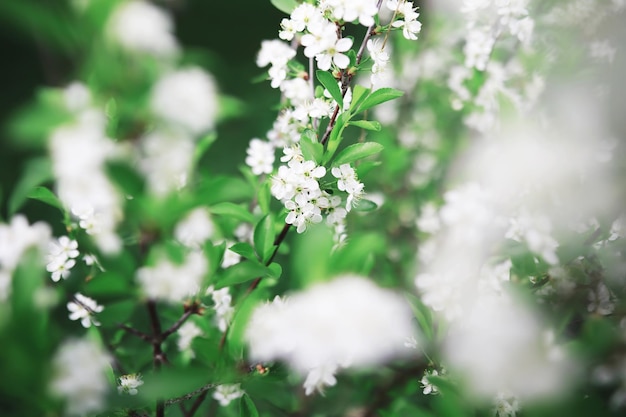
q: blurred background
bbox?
[0,0,284,219]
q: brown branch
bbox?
[147,300,166,417]
[165,383,217,406]
[162,309,194,339]
[118,323,152,342]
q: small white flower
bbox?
[246,138,276,175]
[118,374,144,395]
[47,257,76,282]
[420,369,440,395]
[213,384,245,407]
[177,321,203,355]
[67,293,104,328]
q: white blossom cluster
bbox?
[136,250,207,303]
[139,66,219,197]
[177,321,204,357]
[174,207,216,249]
[45,236,79,282]
[50,84,124,254]
[49,337,111,416]
[245,275,416,395]
[0,215,51,301]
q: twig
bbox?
[162,309,194,339]
[118,323,152,342]
[165,383,217,406]
[147,300,166,417]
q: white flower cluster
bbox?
[461,0,533,71]
[49,337,111,416]
[50,91,123,254]
[0,215,51,301]
[174,207,216,249]
[46,236,79,282]
[386,0,423,40]
[245,275,416,395]
[136,251,207,303]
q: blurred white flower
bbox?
[138,129,195,196]
[174,207,215,249]
[443,294,575,401]
[245,275,416,395]
[213,383,244,406]
[136,251,207,303]
[151,67,219,135]
[177,321,203,356]
[0,215,51,301]
[107,0,179,57]
[50,338,111,416]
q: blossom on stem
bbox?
[213,384,245,406]
[118,374,143,395]
[67,293,104,328]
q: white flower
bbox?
[213,384,245,407]
[208,286,235,332]
[107,0,178,57]
[138,129,195,196]
[420,369,441,395]
[316,37,354,71]
[118,374,144,395]
[136,251,207,303]
[331,164,364,212]
[245,275,416,395]
[493,391,521,417]
[177,321,203,355]
[304,363,338,396]
[257,39,297,68]
[246,138,276,175]
[47,257,76,282]
[67,293,104,328]
[50,338,111,416]
[49,236,80,260]
[151,67,219,135]
[175,208,215,249]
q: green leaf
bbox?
[300,129,323,164]
[85,271,133,299]
[240,394,260,417]
[405,293,433,342]
[228,242,257,261]
[351,85,370,112]
[8,157,53,215]
[332,142,384,166]
[210,202,255,223]
[352,198,378,212]
[254,214,275,263]
[324,111,351,163]
[267,262,282,279]
[292,224,334,286]
[270,0,298,14]
[316,70,343,109]
[193,132,218,167]
[348,120,381,131]
[258,180,272,215]
[106,160,145,196]
[216,261,269,289]
[27,186,64,212]
[356,87,404,113]
[198,176,254,205]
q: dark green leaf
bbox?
[85,271,133,299]
[106,160,145,196]
[198,176,254,205]
[258,180,272,215]
[333,142,384,166]
[348,120,381,131]
[240,394,260,417]
[8,158,53,215]
[27,186,64,212]
[267,262,282,279]
[270,0,299,14]
[316,70,343,108]
[254,214,275,263]
[356,88,404,113]
[193,132,218,167]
